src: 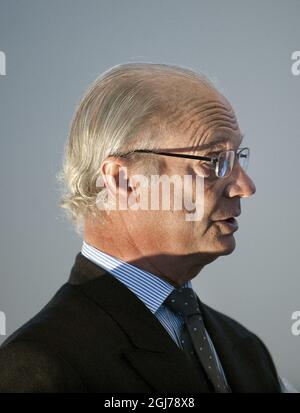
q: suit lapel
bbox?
[68,253,280,393]
[68,253,211,392]
[198,300,279,393]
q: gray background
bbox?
[0,0,299,389]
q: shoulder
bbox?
[0,283,98,393]
[203,303,253,336]
[2,281,111,345]
[202,302,279,371]
[0,339,86,392]
[1,283,88,345]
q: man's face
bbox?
[133,86,256,265]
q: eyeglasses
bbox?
[120,147,250,178]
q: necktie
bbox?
[164,287,231,393]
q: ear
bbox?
[100,156,134,210]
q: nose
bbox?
[224,164,256,198]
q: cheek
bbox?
[202,181,224,217]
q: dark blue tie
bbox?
[164,287,231,393]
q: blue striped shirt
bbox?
[81,240,228,383]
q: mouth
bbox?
[214,217,239,232]
[223,217,236,224]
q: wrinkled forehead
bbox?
[165,85,242,153]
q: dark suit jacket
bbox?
[0,252,281,393]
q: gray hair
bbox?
[57,62,214,233]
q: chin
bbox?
[205,234,236,258]
[214,234,236,256]
[196,235,236,262]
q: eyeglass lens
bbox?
[217,148,249,178]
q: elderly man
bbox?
[0,63,284,393]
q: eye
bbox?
[207,151,221,159]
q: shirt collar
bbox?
[81,240,192,315]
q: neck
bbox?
[83,214,206,287]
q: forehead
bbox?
[192,129,243,153]
[165,86,242,153]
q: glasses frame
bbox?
[119,147,250,178]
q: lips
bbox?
[215,212,241,221]
[215,217,239,232]
[223,217,236,223]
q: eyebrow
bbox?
[204,134,244,152]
